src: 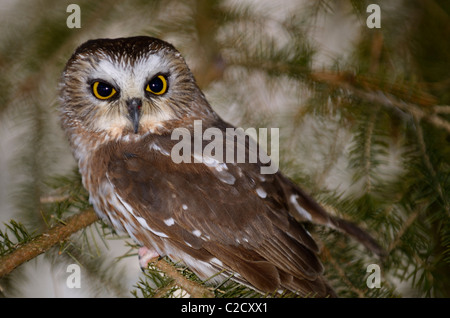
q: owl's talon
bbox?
[138,246,160,270]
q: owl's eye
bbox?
[146,75,167,95]
[92,81,117,100]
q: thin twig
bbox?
[363,107,379,193]
[309,71,450,134]
[240,59,450,133]
[414,119,450,217]
[387,209,420,254]
[241,62,450,133]
[39,194,71,204]
[433,105,450,114]
[321,246,366,298]
[152,280,178,298]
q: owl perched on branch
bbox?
[60,36,382,297]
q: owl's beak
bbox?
[126,98,142,134]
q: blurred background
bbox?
[0,0,449,297]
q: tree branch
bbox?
[149,257,215,298]
[239,59,450,133]
[321,246,366,298]
[0,209,98,278]
[386,208,420,254]
[309,71,450,134]
[0,208,215,298]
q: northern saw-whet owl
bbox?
[60,36,383,297]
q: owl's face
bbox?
[60,37,209,138]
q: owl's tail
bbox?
[326,214,386,258]
[278,173,386,258]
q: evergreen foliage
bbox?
[0,0,449,297]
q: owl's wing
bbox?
[106,132,335,296]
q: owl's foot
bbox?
[138,246,160,270]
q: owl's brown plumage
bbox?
[60,36,382,297]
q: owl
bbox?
[60,36,382,297]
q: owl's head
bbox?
[60,36,211,138]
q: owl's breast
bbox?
[78,143,168,257]
[74,139,127,233]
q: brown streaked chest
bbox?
[77,136,176,242]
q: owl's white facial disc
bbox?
[83,52,176,137]
[61,36,210,141]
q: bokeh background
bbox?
[0,0,449,297]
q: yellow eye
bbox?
[92,81,117,100]
[146,75,167,95]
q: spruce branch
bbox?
[236,55,450,133]
[0,209,98,278]
[362,106,379,193]
[39,194,71,204]
[414,118,450,217]
[0,220,36,256]
[387,208,421,254]
[147,257,215,298]
[308,72,450,134]
[152,280,178,298]
[321,245,366,298]
[0,207,215,298]
[433,105,450,114]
